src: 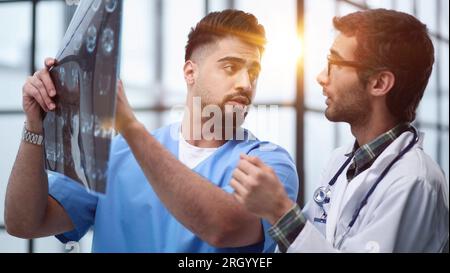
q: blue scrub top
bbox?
[49,123,299,253]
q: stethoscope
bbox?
[312,127,420,248]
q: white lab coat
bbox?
[287,130,449,253]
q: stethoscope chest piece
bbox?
[314,185,331,207]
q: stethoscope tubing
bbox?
[314,127,419,248]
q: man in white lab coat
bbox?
[230,9,449,253]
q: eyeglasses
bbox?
[327,55,374,77]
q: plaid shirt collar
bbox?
[346,123,411,181]
[268,123,413,252]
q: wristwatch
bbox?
[22,123,44,146]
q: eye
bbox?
[224,64,238,74]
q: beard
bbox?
[221,92,251,129]
[325,85,371,126]
[193,88,251,140]
[198,89,251,122]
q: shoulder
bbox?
[110,123,178,153]
[243,129,299,196]
[393,147,447,197]
[368,134,449,213]
[248,142,295,168]
[242,128,296,170]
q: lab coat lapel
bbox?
[334,131,420,240]
[325,148,354,244]
[333,170,372,240]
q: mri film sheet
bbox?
[44,0,122,193]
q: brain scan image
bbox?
[43,0,123,193]
[101,28,115,55]
[86,25,98,53]
[105,0,117,13]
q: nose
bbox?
[235,70,253,94]
[316,68,329,87]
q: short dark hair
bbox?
[333,9,435,122]
[185,9,266,62]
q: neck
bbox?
[350,113,400,147]
[181,107,227,149]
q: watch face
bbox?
[43,0,122,194]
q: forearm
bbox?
[122,122,262,247]
[266,195,296,226]
[5,121,49,234]
[268,204,306,253]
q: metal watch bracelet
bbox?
[22,123,44,146]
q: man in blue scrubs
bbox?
[6,9,299,252]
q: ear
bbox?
[367,71,395,97]
[183,60,197,86]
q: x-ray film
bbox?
[43,0,122,193]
